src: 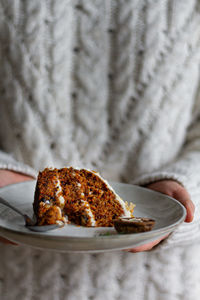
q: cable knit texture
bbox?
[1,0,200,299]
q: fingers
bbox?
[173,186,195,223]
[146,180,195,223]
[0,236,17,245]
[125,234,169,253]
[180,199,195,223]
[0,170,34,188]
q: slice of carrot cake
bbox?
[33,167,134,227]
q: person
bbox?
[0,0,200,299]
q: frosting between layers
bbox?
[54,177,65,207]
[80,199,96,226]
[55,171,96,226]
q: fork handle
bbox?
[0,196,25,217]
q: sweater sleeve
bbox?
[0,150,37,178]
[133,92,200,249]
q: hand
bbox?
[127,179,195,253]
[0,169,34,188]
[0,169,34,244]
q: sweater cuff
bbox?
[0,151,37,178]
[132,171,187,188]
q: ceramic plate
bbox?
[0,180,186,253]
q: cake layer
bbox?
[33,167,134,227]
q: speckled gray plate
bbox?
[0,180,186,253]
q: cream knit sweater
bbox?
[1,1,200,299]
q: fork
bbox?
[0,196,64,232]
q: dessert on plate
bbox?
[33,167,135,227]
[113,217,156,233]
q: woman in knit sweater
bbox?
[0,1,200,299]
